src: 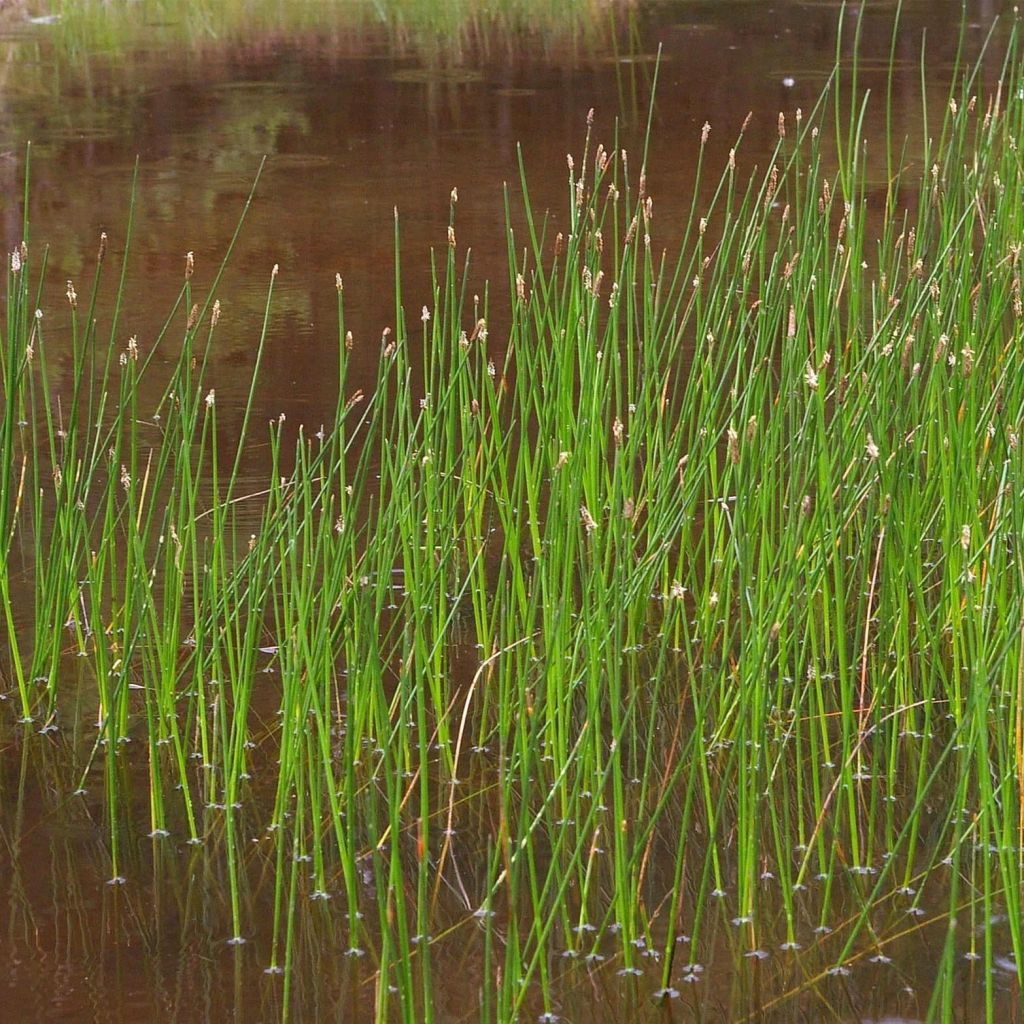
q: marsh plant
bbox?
[2,13,1024,1024]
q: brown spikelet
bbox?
[186,304,199,330]
[900,333,915,371]
[98,232,107,263]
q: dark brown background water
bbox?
[0,2,1018,1022]
[0,0,1005,426]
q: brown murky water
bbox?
[0,2,1019,1022]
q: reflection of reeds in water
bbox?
[9,0,635,70]
[1,19,1024,1024]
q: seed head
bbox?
[98,232,107,263]
[185,251,194,280]
[960,345,974,376]
[67,279,77,308]
[701,121,711,144]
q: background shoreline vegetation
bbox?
[1,0,634,72]
[2,4,1024,1022]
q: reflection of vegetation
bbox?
[3,16,1024,1024]
[11,0,630,69]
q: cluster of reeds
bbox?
[21,0,625,68]
[2,15,1023,1023]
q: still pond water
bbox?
[0,2,1018,1022]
